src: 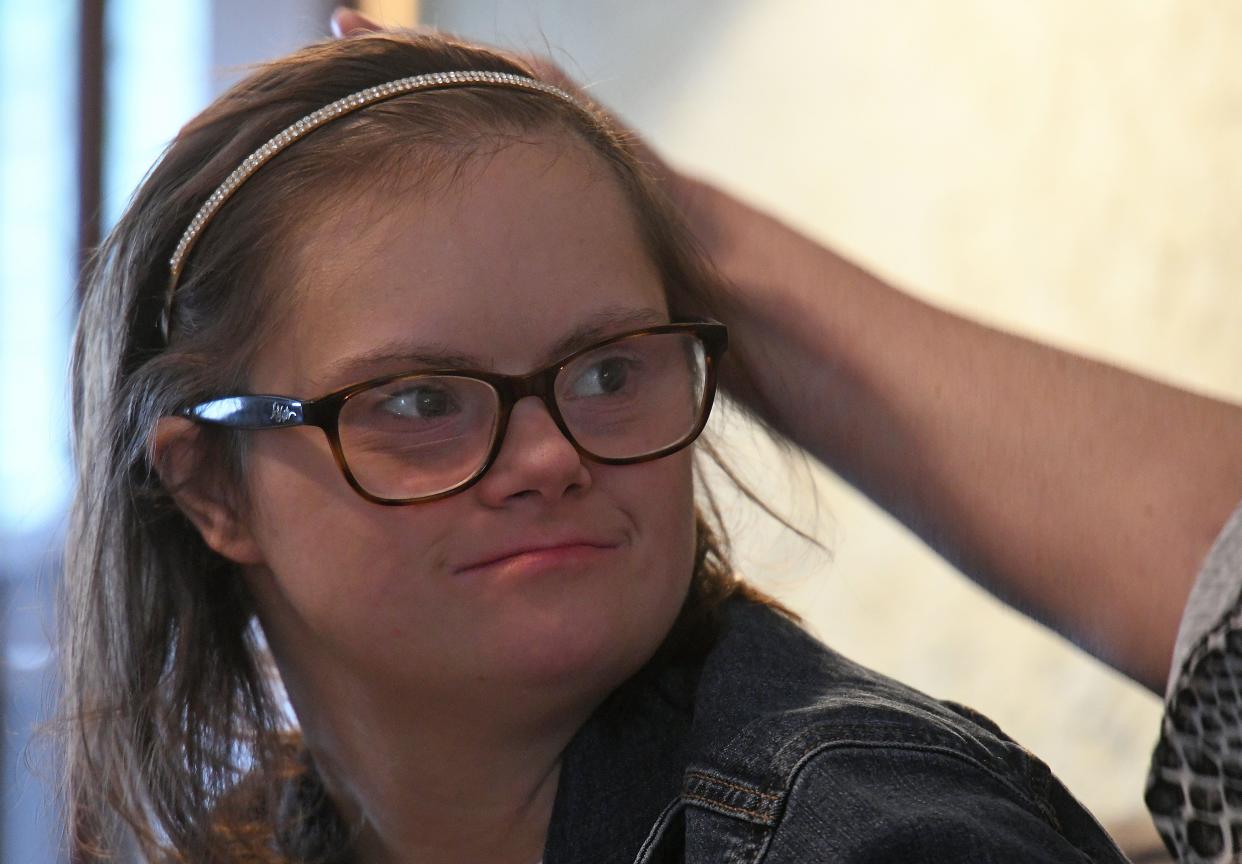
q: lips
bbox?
[455,536,621,573]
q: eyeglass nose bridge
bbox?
[487,361,581,453]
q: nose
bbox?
[472,394,592,506]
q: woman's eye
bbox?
[380,387,456,419]
[573,356,633,396]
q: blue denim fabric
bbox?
[543,598,1130,863]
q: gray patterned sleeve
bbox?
[1146,500,1242,863]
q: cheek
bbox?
[244,428,383,566]
[574,451,699,659]
[239,429,455,639]
[625,450,698,585]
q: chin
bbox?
[487,596,677,700]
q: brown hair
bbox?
[64,32,806,863]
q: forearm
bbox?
[673,175,1242,692]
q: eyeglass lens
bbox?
[335,331,708,501]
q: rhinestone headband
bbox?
[162,70,586,341]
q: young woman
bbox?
[65,31,1130,863]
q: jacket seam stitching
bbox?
[684,770,783,802]
[682,792,771,821]
[751,739,1057,863]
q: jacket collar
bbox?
[542,599,832,863]
[542,651,698,864]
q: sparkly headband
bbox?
[161,70,586,341]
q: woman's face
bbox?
[231,136,698,715]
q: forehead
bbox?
[257,136,668,394]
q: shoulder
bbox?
[687,597,1035,776]
[1147,499,1242,861]
[756,738,1125,863]
[1168,496,1242,691]
[676,597,1128,862]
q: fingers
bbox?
[330,7,382,38]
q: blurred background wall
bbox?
[4,0,1240,859]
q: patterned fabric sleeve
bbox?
[1147,500,1242,863]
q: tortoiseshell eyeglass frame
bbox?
[179,321,728,505]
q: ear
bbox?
[151,417,266,566]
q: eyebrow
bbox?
[314,306,669,390]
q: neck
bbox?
[279,661,590,864]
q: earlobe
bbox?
[151,417,266,566]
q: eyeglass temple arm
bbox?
[182,395,306,429]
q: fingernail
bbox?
[330,7,348,38]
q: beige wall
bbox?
[428,0,1242,828]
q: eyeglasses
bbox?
[181,321,728,505]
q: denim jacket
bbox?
[542,597,1130,864]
